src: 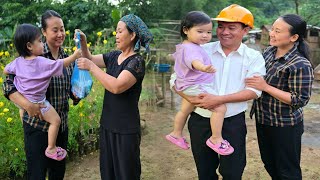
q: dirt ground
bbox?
[64,89,320,180]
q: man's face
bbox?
[216,21,249,50]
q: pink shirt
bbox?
[4,56,64,102]
[173,43,214,91]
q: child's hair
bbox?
[41,10,62,30]
[281,14,310,60]
[180,11,212,40]
[14,24,41,57]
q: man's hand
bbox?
[192,93,224,110]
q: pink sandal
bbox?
[206,139,234,155]
[45,147,67,161]
[165,134,190,150]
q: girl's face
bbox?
[115,21,136,51]
[42,16,65,49]
[28,35,44,56]
[269,18,298,49]
[184,22,212,45]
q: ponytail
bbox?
[298,38,310,60]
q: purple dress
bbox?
[173,43,214,92]
[4,56,64,102]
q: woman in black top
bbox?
[77,14,152,180]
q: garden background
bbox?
[1,0,320,179]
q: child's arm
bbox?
[63,49,82,67]
[192,60,216,73]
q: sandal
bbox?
[165,134,190,150]
[45,147,67,161]
[206,139,234,155]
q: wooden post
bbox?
[161,72,166,106]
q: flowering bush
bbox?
[0,27,156,178]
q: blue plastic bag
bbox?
[71,32,93,99]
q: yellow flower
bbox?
[0,101,4,108]
[79,101,83,108]
[7,117,12,123]
[72,46,77,51]
[65,30,70,35]
[112,31,117,36]
[87,43,91,48]
[15,148,19,151]
[68,49,72,53]
[79,113,84,117]
[0,51,3,57]
[64,48,68,52]
[97,31,102,37]
[10,43,13,47]
[0,113,4,116]
[103,39,108,44]
[1,65,4,70]
[4,51,9,56]
[3,108,9,113]
[0,77,3,84]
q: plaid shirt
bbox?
[251,42,314,127]
[2,43,77,132]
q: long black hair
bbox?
[281,14,310,60]
[14,24,41,57]
[180,11,212,40]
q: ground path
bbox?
[65,93,320,180]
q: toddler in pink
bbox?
[4,24,81,161]
[166,11,234,155]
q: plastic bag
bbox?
[71,31,93,99]
[71,62,93,99]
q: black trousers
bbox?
[99,126,141,180]
[23,121,68,180]
[188,112,247,180]
[256,121,304,180]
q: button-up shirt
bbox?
[251,43,314,127]
[3,43,77,132]
[193,42,266,118]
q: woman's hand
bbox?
[245,75,268,91]
[25,102,44,120]
[74,29,87,43]
[77,57,94,71]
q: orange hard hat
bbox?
[212,4,254,28]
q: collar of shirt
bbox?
[43,42,67,59]
[213,42,245,57]
[265,42,299,62]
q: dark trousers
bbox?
[256,121,304,180]
[188,112,247,180]
[99,126,141,180]
[23,121,68,180]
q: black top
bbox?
[101,51,145,134]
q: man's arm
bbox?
[192,89,257,110]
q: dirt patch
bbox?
[65,91,320,180]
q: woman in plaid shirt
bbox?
[3,10,80,179]
[247,14,314,179]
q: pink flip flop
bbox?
[165,134,190,150]
[45,147,67,161]
[206,139,234,155]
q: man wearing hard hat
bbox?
[175,4,266,180]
